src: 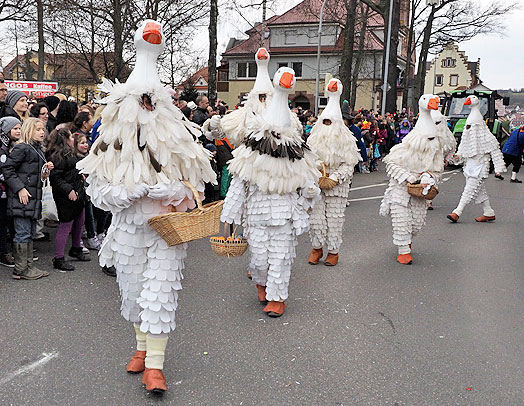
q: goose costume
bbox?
[379,95,445,265]
[203,48,273,147]
[431,109,457,164]
[447,95,505,223]
[220,67,321,317]
[306,79,361,266]
[77,20,216,393]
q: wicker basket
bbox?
[148,181,223,246]
[318,163,337,190]
[210,228,248,257]
[407,183,439,200]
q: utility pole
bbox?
[314,0,328,116]
[208,0,218,107]
[380,0,394,116]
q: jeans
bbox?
[13,217,36,243]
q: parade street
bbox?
[1,166,523,406]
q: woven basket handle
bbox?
[182,180,203,210]
[321,162,327,177]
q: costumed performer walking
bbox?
[379,94,445,265]
[446,95,506,223]
[306,78,361,266]
[77,20,216,393]
[220,67,320,317]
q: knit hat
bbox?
[5,90,26,108]
[0,116,21,147]
[43,95,60,111]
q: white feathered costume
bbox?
[379,95,445,263]
[306,79,361,263]
[431,109,457,164]
[220,67,320,315]
[203,48,273,146]
[449,95,505,220]
[77,20,216,391]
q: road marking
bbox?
[348,195,384,202]
[0,352,59,386]
[351,183,387,191]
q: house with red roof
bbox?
[175,67,210,97]
[217,0,413,111]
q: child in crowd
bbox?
[3,118,53,280]
[46,128,90,271]
[0,117,22,267]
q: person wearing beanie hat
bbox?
[0,116,21,267]
[43,95,60,132]
[5,90,28,122]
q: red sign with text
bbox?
[5,80,58,98]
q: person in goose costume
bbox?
[306,78,361,266]
[446,95,505,223]
[379,94,445,265]
[77,20,216,393]
[220,67,320,317]
[203,48,273,147]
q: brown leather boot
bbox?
[256,284,267,303]
[307,248,323,265]
[324,253,338,266]
[397,253,413,265]
[263,301,286,317]
[447,213,459,223]
[126,350,146,374]
[475,215,496,222]
[142,368,167,393]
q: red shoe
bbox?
[397,253,413,265]
[256,284,267,303]
[263,301,286,317]
[447,213,459,223]
[142,368,167,393]
[475,215,496,222]
[324,253,338,266]
[126,350,146,374]
[308,248,323,265]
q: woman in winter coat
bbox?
[2,118,54,279]
[0,116,21,267]
[46,127,90,271]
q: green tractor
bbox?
[440,90,510,145]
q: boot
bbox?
[12,242,27,280]
[307,248,323,265]
[24,239,49,279]
[256,284,267,303]
[53,257,75,271]
[263,301,286,317]
[126,350,146,374]
[102,266,116,277]
[324,253,339,266]
[68,246,91,262]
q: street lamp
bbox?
[314,0,328,117]
[380,0,394,116]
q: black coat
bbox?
[48,153,86,223]
[2,142,46,219]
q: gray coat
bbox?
[2,142,46,219]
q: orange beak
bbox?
[257,48,269,60]
[143,22,162,45]
[279,72,294,89]
[327,81,338,92]
[464,97,472,105]
[428,97,439,110]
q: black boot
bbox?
[53,257,75,271]
[68,246,91,262]
[102,266,117,277]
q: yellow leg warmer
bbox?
[145,335,168,370]
[134,323,147,352]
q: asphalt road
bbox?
[1,165,523,406]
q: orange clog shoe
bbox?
[308,248,323,265]
[475,215,496,222]
[263,301,286,317]
[142,368,167,393]
[256,284,267,303]
[447,213,459,223]
[126,350,146,374]
[397,253,413,265]
[324,253,339,266]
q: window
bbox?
[449,74,458,87]
[284,30,297,45]
[292,62,303,78]
[248,62,257,78]
[308,29,318,44]
[435,74,443,86]
[237,62,247,78]
[441,57,456,68]
[218,70,228,82]
[278,62,288,69]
